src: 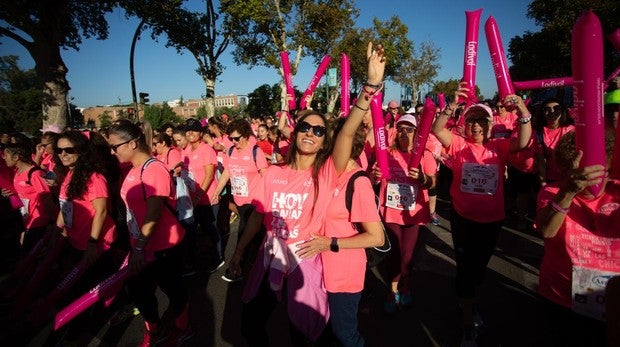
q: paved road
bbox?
[13,198,548,347]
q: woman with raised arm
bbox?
[431,84,532,345]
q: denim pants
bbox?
[328,291,364,347]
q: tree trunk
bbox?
[327,88,339,114]
[411,80,419,106]
[204,77,215,118]
[34,45,69,129]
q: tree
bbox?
[99,111,113,128]
[143,103,184,130]
[222,0,357,106]
[393,41,441,106]
[0,55,43,133]
[123,0,232,119]
[508,0,619,81]
[432,79,481,101]
[0,1,116,128]
[246,84,284,118]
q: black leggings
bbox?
[450,210,502,299]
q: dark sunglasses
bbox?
[295,121,327,137]
[397,126,416,134]
[54,147,78,155]
[543,105,561,113]
[466,118,489,126]
[228,135,243,142]
[109,139,133,153]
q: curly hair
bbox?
[226,118,253,138]
[53,131,105,201]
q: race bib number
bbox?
[59,199,73,228]
[231,176,249,197]
[126,209,141,239]
[385,182,418,211]
[460,163,499,195]
[19,198,30,220]
[571,266,618,321]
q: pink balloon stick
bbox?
[279,51,297,111]
[513,77,574,91]
[485,16,515,100]
[572,10,606,196]
[459,9,483,105]
[370,93,390,180]
[299,55,331,110]
[341,53,351,117]
[409,97,436,169]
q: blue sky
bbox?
[1,0,538,109]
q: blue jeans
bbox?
[328,291,364,347]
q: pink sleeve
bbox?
[447,134,465,158]
[86,173,109,201]
[167,149,183,171]
[142,161,172,198]
[422,151,438,176]
[31,170,51,193]
[350,175,381,223]
[255,147,269,170]
[205,144,218,165]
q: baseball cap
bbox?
[395,114,418,128]
[605,90,620,105]
[184,118,204,132]
[40,124,62,134]
[463,103,493,122]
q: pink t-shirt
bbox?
[507,130,542,173]
[321,168,381,293]
[13,166,56,229]
[447,135,511,223]
[537,181,620,310]
[186,142,219,205]
[224,144,268,206]
[491,112,518,139]
[41,152,55,172]
[156,147,183,173]
[255,160,336,245]
[379,149,436,225]
[121,159,185,252]
[541,125,575,182]
[59,171,117,251]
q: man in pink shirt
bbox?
[184,118,224,273]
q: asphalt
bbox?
[4,197,551,347]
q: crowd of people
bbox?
[0,43,619,347]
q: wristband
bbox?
[353,103,369,112]
[549,201,569,214]
[517,116,532,124]
[364,81,383,89]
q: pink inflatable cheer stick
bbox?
[409,97,436,169]
[341,53,351,117]
[11,235,67,317]
[485,16,515,101]
[438,93,446,112]
[572,10,606,196]
[513,77,574,91]
[370,93,390,180]
[300,55,331,110]
[104,254,130,308]
[279,51,297,118]
[54,254,153,331]
[459,9,483,105]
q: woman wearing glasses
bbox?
[432,85,532,345]
[212,119,268,282]
[535,98,574,185]
[107,122,192,346]
[371,112,436,314]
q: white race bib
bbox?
[59,199,73,228]
[231,175,249,197]
[572,266,618,321]
[385,182,418,211]
[460,163,499,195]
[126,209,141,239]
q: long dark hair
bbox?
[107,121,150,154]
[53,131,104,201]
[286,112,333,209]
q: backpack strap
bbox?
[139,157,176,217]
[345,170,372,221]
[228,144,261,170]
[26,166,45,185]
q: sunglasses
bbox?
[54,147,78,155]
[109,139,133,153]
[466,118,489,126]
[397,126,416,134]
[228,135,242,142]
[543,105,561,113]
[295,121,327,137]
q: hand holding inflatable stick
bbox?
[409,97,436,169]
[572,10,606,196]
[299,55,331,110]
[370,93,390,180]
[459,9,483,105]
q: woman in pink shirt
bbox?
[372,113,436,313]
[2,143,57,253]
[152,133,182,176]
[535,130,616,346]
[107,122,192,346]
[432,85,532,345]
[535,98,575,185]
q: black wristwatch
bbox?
[330,237,339,252]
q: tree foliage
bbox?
[0,55,43,133]
[393,41,441,105]
[143,103,184,130]
[508,0,619,81]
[246,83,288,118]
[0,0,116,127]
[431,79,481,102]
